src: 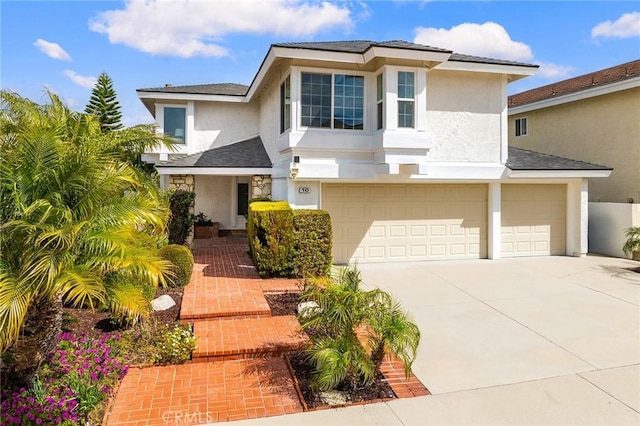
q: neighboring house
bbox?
[138,40,611,264]
[508,60,640,258]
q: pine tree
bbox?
[85,71,124,131]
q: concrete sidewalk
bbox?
[228,255,640,425]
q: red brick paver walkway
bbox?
[192,316,308,360]
[107,359,302,426]
[105,237,428,425]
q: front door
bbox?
[236,182,249,227]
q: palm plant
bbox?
[622,226,640,258]
[298,265,420,392]
[0,90,174,380]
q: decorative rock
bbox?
[152,294,176,311]
[185,175,194,185]
[297,301,320,318]
[319,390,348,406]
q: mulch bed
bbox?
[288,352,396,409]
[264,292,300,316]
[62,287,184,338]
[265,292,397,409]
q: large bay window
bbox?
[397,71,415,128]
[301,72,364,130]
[164,107,186,144]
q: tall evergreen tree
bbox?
[85,71,123,131]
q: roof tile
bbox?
[509,59,640,107]
[507,147,611,171]
[158,136,271,168]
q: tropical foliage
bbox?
[298,265,420,392]
[85,72,123,132]
[622,226,640,258]
[167,190,195,244]
[0,90,174,379]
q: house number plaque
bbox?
[298,187,311,194]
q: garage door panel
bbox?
[323,184,487,263]
[502,184,566,257]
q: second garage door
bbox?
[501,184,566,257]
[322,184,487,264]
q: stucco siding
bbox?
[194,175,232,229]
[509,87,640,203]
[193,101,259,152]
[426,70,503,163]
[259,76,281,164]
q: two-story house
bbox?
[509,60,640,258]
[138,40,611,264]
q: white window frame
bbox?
[298,68,367,131]
[397,70,415,129]
[376,73,384,131]
[280,75,291,134]
[515,117,528,137]
[155,103,193,153]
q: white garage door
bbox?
[322,184,487,264]
[501,184,566,257]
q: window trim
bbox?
[298,69,366,131]
[160,104,187,145]
[280,75,291,134]
[397,70,415,129]
[376,73,383,131]
[515,117,528,137]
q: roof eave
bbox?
[136,90,247,103]
[155,167,272,175]
[509,75,640,114]
[433,60,538,81]
[506,169,612,178]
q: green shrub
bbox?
[293,209,332,277]
[167,189,195,244]
[248,201,296,277]
[249,196,271,204]
[159,244,194,287]
[299,265,420,392]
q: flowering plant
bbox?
[1,333,129,425]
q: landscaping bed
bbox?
[1,287,192,425]
[265,291,398,409]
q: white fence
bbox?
[588,202,640,258]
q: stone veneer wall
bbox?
[251,175,272,199]
[168,174,195,192]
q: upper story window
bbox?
[397,71,415,128]
[376,73,383,130]
[301,72,364,130]
[164,107,186,144]
[515,117,527,137]
[280,75,291,133]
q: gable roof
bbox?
[137,83,248,96]
[158,136,271,168]
[271,40,451,54]
[138,40,538,97]
[509,59,640,107]
[506,147,611,171]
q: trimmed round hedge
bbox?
[159,244,194,288]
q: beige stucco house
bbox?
[139,40,611,264]
[509,60,640,257]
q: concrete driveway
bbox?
[231,255,640,425]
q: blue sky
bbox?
[2,1,639,126]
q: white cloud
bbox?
[536,62,575,80]
[33,39,72,61]
[64,70,97,89]
[414,22,533,61]
[89,0,353,58]
[592,11,640,39]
